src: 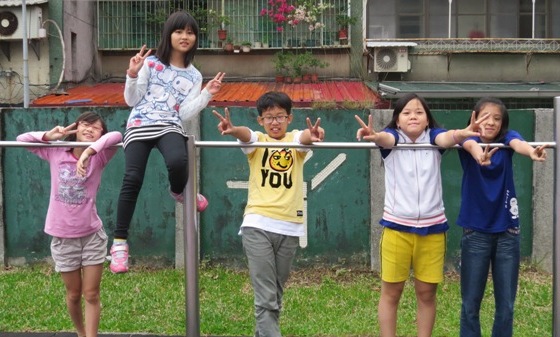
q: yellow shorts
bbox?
[380,227,446,284]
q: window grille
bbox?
[97,0,351,50]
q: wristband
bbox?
[126,69,138,78]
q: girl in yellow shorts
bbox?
[355,93,488,337]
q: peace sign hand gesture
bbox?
[44,123,78,141]
[530,145,548,162]
[212,107,234,136]
[476,144,499,166]
[306,117,324,142]
[465,111,490,138]
[128,45,152,77]
[354,114,378,141]
[205,72,226,95]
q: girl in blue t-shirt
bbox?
[457,97,547,337]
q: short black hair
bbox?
[256,91,293,116]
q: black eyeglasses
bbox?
[261,115,288,124]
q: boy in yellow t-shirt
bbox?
[213,91,324,337]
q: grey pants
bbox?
[241,227,299,337]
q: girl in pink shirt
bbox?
[17,111,122,337]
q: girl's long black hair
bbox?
[155,11,199,67]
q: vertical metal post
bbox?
[22,0,30,108]
[554,96,560,337]
[448,0,452,38]
[532,0,536,39]
[184,136,200,337]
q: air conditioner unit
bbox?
[0,6,43,40]
[374,47,409,72]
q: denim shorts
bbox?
[50,227,108,272]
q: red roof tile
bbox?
[31,81,385,108]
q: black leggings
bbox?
[114,132,188,239]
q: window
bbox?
[519,0,546,38]
[97,0,351,50]
[398,0,423,38]
[366,0,558,39]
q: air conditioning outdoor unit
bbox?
[374,47,409,72]
[0,6,42,40]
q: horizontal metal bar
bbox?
[195,141,557,149]
[4,141,557,149]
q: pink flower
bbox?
[260,0,296,32]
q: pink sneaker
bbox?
[196,193,208,212]
[170,189,208,212]
[109,243,129,274]
[169,190,184,203]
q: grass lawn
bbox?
[0,261,552,336]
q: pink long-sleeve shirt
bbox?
[16,131,122,238]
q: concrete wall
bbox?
[62,0,96,82]
[99,51,354,81]
[533,108,554,272]
[399,53,560,83]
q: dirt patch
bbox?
[288,266,378,286]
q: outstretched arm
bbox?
[435,111,490,148]
[299,117,325,145]
[179,72,226,122]
[354,114,395,148]
[509,140,547,162]
[212,107,252,142]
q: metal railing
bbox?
[6,96,560,336]
[366,38,560,54]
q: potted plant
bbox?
[335,12,358,42]
[262,34,270,48]
[294,52,313,83]
[233,42,241,53]
[223,37,234,52]
[272,51,289,82]
[208,10,231,41]
[241,41,252,53]
[309,56,328,83]
[290,52,308,84]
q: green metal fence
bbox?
[2,106,535,267]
